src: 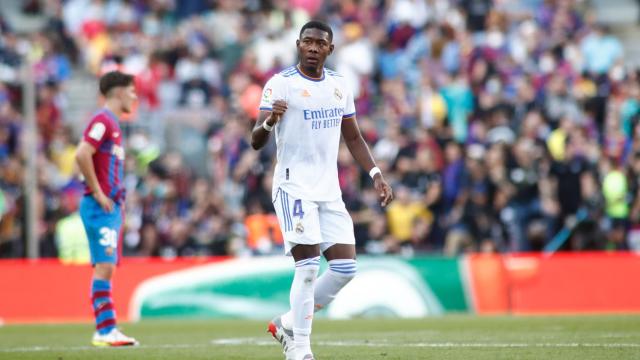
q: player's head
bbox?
[297,20,334,71]
[99,71,137,114]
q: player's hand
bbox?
[269,100,288,124]
[94,191,114,213]
[373,174,393,207]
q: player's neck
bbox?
[297,64,323,79]
[103,101,122,120]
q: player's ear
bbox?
[296,39,300,48]
[114,87,124,99]
[329,44,334,54]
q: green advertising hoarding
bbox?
[130,256,470,321]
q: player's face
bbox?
[297,28,333,70]
[120,84,137,114]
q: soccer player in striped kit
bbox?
[75,71,138,347]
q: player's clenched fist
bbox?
[270,100,288,123]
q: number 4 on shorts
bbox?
[293,199,304,218]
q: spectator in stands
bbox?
[581,24,623,75]
[244,199,283,255]
[386,185,431,255]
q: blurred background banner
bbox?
[3,252,640,323]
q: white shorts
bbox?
[272,187,356,256]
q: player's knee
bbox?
[328,259,357,281]
[94,263,116,280]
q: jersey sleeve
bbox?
[342,86,356,119]
[83,115,111,149]
[259,75,285,111]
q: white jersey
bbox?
[259,66,356,202]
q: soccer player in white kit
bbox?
[251,21,393,360]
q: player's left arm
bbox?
[341,116,393,207]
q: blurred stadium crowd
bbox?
[0,0,639,260]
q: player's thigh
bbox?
[79,196,122,265]
[322,243,356,260]
[318,198,356,248]
[273,189,322,254]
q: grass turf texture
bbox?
[1,315,639,359]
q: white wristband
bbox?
[369,166,381,179]
[262,121,274,132]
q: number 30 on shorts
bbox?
[293,199,304,218]
[99,227,118,248]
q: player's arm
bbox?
[341,117,393,206]
[251,100,287,150]
[75,142,114,212]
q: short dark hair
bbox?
[299,20,333,42]
[99,71,134,96]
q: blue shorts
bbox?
[79,195,123,265]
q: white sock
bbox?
[314,259,357,310]
[290,256,320,358]
[281,259,356,330]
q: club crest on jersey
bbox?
[295,222,304,234]
[301,89,311,97]
[112,144,125,160]
[263,88,272,102]
[334,88,342,101]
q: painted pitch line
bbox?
[0,343,210,353]
[212,338,640,348]
[3,340,640,353]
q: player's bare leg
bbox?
[322,243,356,261]
[94,263,114,280]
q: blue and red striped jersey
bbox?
[82,108,125,203]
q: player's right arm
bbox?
[251,75,287,150]
[75,118,114,212]
[251,100,287,150]
[76,142,113,212]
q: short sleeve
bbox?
[342,86,356,119]
[259,75,285,111]
[83,116,111,149]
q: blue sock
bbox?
[91,279,116,335]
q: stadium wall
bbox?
[1,253,640,324]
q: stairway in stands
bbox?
[63,71,98,137]
[590,0,640,68]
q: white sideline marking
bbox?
[3,339,640,353]
[212,338,640,348]
[0,343,209,353]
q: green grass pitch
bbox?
[1,315,639,359]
